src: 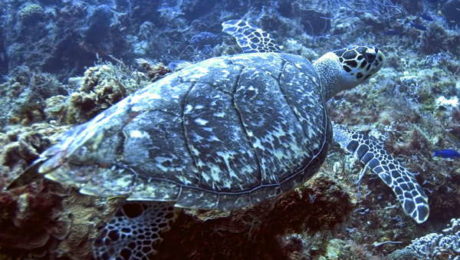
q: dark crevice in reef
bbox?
[156,178,353,259]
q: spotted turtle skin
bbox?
[40,52,331,211]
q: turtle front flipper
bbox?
[93,202,175,260]
[333,124,430,224]
[222,19,280,53]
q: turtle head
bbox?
[313,46,384,100]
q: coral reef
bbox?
[0,124,63,187]
[0,66,66,128]
[0,181,62,257]
[63,64,138,124]
[0,122,126,258]
[390,218,460,259]
[0,181,123,259]
[135,59,171,81]
[156,176,354,259]
[0,61,161,258]
[44,61,161,124]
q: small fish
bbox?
[420,13,434,22]
[383,29,403,36]
[433,149,460,158]
[409,22,427,31]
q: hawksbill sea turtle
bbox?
[9,19,429,259]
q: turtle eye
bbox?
[364,52,376,63]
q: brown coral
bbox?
[0,181,62,256]
[0,180,123,259]
[136,59,171,81]
[0,122,123,259]
[65,65,128,123]
[45,62,160,124]
[0,123,68,189]
[0,61,173,258]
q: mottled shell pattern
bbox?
[39,52,331,211]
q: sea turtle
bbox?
[10,19,429,259]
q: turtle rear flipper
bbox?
[333,124,430,224]
[93,202,175,260]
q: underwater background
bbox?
[0,0,459,259]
